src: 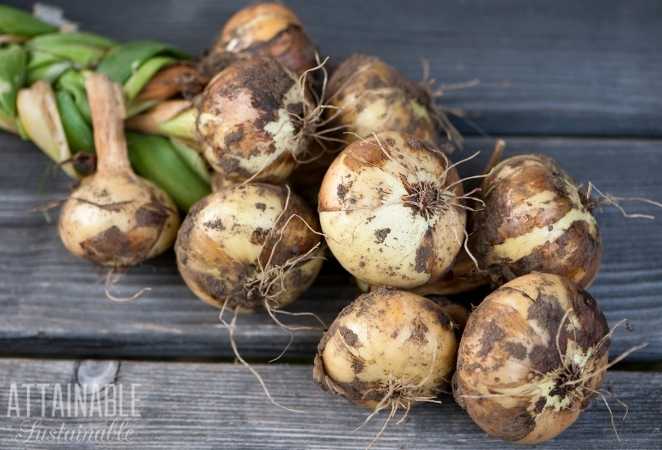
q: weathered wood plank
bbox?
[0,359,659,449]
[4,0,662,136]
[1,135,660,362]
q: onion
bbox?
[196,56,314,184]
[454,272,610,443]
[314,288,457,414]
[58,73,179,267]
[318,131,469,288]
[175,183,323,312]
[212,3,317,75]
[326,54,461,147]
[471,154,601,287]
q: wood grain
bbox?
[0,359,659,449]
[4,0,662,137]
[1,134,661,362]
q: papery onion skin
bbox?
[318,131,466,288]
[472,154,602,288]
[175,183,323,311]
[214,3,317,75]
[314,288,458,409]
[326,54,438,145]
[196,56,310,183]
[454,272,610,444]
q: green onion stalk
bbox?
[0,5,209,210]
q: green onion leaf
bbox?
[56,70,91,122]
[0,5,57,37]
[170,137,212,183]
[97,41,188,84]
[27,60,72,84]
[26,32,115,68]
[127,132,210,211]
[0,45,27,131]
[56,90,94,153]
[123,56,176,101]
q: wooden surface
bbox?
[5,0,662,137]
[1,1,661,449]
[0,359,660,450]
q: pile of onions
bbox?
[5,3,645,445]
[318,131,468,288]
[471,154,602,287]
[59,73,180,267]
[175,183,323,312]
[454,272,611,443]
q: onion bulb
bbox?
[454,272,610,443]
[58,73,180,267]
[471,154,601,287]
[326,54,460,147]
[318,131,468,288]
[213,3,317,75]
[196,56,314,184]
[314,288,457,411]
[175,183,323,312]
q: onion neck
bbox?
[85,73,133,176]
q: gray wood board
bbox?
[1,135,661,362]
[0,359,659,449]
[4,0,662,137]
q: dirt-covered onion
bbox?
[212,2,317,75]
[58,73,180,267]
[175,183,323,312]
[471,154,601,287]
[318,131,467,288]
[196,56,314,184]
[314,288,457,412]
[326,54,460,147]
[454,272,610,444]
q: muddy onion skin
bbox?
[213,3,317,75]
[318,131,466,288]
[175,183,323,311]
[196,56,311,183]
[327,54,438,145]
[59,74,179,267]
[454,272,610,444]
[314,289,458,409]
[472,154,602,288]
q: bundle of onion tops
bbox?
[1,2,654,447]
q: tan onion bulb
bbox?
[213,2,317,75]
[314,288,458,410]
[318,131,467,288]
[471,154,602,287]
[175,183,323,312]
[454,272,610,444]
[58,73,180,267]
[196,56,313,184]
[327,54,460,146]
